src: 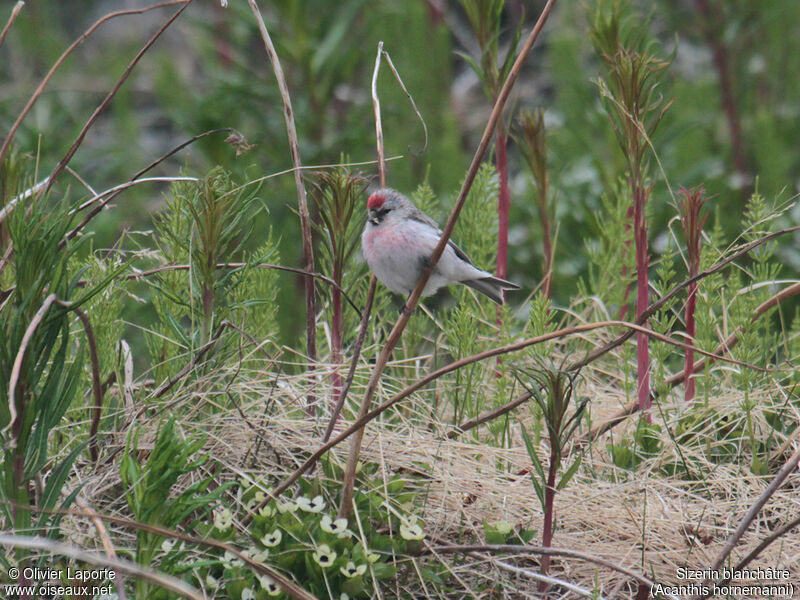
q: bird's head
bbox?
[366,188,410,225]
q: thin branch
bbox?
[0,1,24,51]
[724,514,800,583]
[447,390,533,439]
[63,127,246,245]
[381,48,428,155]
[0,0,190,170]
[0,534,201,600]
[3,504,320,600]
[71,306,104,464]
[337,0,560,520]
[493,559,606,599]
[123,262,362,320]
[247,0,317,389]
[250,318,739,521]
[4,293,59,441]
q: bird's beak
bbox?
[368,210,378,225]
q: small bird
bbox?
[361,187,519,306]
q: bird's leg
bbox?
[400,299,415,317]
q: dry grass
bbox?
[59,338,800,599]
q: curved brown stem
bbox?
[336,0,560,521]
[247,0,317,404]
[71,307,104,464]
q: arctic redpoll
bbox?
[361,188,519,305]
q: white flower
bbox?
[258,503,276,518]
[222,550,243,569]
[241,587,255,600]
[205,574,219,588]
[339,561,367,578]
[213,507,233,531]
[246,490,267,510]
[340,594,350,600]
[312,544,337,568]
[161,539,176,553]
[250,548,269,563]
[258,575,281,596]
[320,514,348,535]
[400,520,425,541]
[366,551,380,563]
[296,495,325,513]
[276,499,297,514]
[260,529,282,547]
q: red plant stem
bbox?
[684,280,698,403]
[495,122,510,286]
[618,205,634,319]
[495,120,510,371]
[633,185,650,419]
[330,263,343,410]
[213,1,232,67]
[538,454,558,594]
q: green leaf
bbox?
[557,455,582,491]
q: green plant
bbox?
[517,109,556,299]
[190,458,441,599]
[457,0,523,300]
[518,364,587,594]
[675,186,710,404]
[120,417,229,600]
[146,167,277,385]
[0,151,124,573]
[591,0,673,420]
[308,168,369,410]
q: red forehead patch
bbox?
[367,193,385,210]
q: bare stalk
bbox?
[74,496,128,600]
[246,0,317,401]
[0,1,24,50]
[323,277,376,443]
[428,544,675,596]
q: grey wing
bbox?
[409,210,474,265]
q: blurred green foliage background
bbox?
[2,0,799,348]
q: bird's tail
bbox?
[462,276,520,305]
